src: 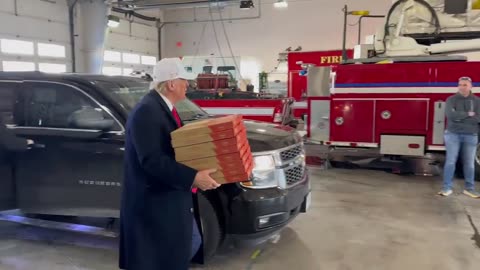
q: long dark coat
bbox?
[119,90,198,270]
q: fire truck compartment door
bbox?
[330,100,375,142]
[380,135,425,156]
[375,99,428,134]
[309,100,330,141]
[307,67,331,97]
[433,101,446,145]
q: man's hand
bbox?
[193,169,221,191]
[469,112,476,117]
[27,139,34,145]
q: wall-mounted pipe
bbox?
[68,0,79,72]
[112,6,158,21]
[78,0,110,74]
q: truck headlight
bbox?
[240,155,278,189]
[253,155,275,171]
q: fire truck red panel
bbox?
[289,71,306,101]
[335,63,433,85]
[434,62,480,84]
[374,100,428,140]
[330,100,374,143]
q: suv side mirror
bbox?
[68,107,114,131]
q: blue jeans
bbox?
[190,216,202,260]
[443,131,478,191]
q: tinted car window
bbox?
[0,82,22,125]
[24,82,120,131]
[94,78,209,121]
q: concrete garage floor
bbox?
[1,168,480,270]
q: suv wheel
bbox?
[198,193,223,261]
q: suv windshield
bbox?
[91,78,209,121]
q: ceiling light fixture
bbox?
[107,15,120,28]
[274,0,288,9]
[240,0,254,10]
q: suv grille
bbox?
[280,144,303,163]
[285,163,305,186]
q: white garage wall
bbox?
[102,15,160,74]
[0,0,160,73]
[162,0,392,73]
[0,0,71,71]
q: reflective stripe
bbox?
[292,101,308,109]
[202,107,275,116]
[327,141,378,147]
[427,145,446,151]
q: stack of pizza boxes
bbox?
[171,115,253,184]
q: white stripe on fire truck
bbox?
[202,107,275,116]
[427,146,446,151]
[292,101,308,109]
[333,87,461,94]
[327,142,379,148]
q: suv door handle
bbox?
[28,143,46,150]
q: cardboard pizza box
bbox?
[211,160,254,184]
[172,123,245,148]
[211,159,253,179]
[171,114,243,136]
[174,130,248,161]
[178,145,252,170]
[171,115,246,148]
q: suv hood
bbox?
[244,120,302,152]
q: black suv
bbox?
[0,72,311,259]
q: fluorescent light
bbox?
[274,0,288,8]
[107,15,120,28]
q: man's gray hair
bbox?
[459,76,473,83]
[150,81,168,93]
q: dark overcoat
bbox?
[119,90,198,270]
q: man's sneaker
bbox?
[438,190,453,196]
[463,190,480,198]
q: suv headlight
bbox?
[240,155,278,189]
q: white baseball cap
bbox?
[152,58,196,83]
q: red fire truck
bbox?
[304,0,480,178]
[186,74,296,126]
[287,50,353,119]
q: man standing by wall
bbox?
[439,76,480,198]
[119,58,221,270]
